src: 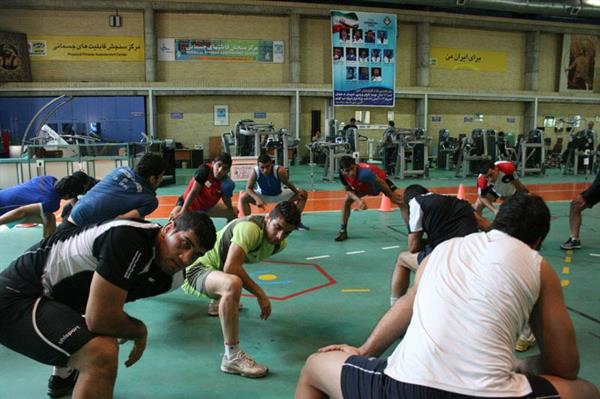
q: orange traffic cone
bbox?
[457,184,466,200]
[379,194,393,212]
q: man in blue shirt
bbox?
[0,175,84,237]
[67,153,166,227]
[238,153,309,229]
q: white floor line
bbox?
[590,253,600,257]
[346,250,365,255]
[306,255,330,260]
[381,245,400,250]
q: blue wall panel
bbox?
[0,96,146,144]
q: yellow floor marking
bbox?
[562,267,570,275]
[565,257,572,263]
[561,280,570,287]
[258,274,278,281]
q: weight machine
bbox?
[437,129,460,170]
[393,128,430,179]
[562,127,597,175]
[455,128,492,178]
[518,129,545,175]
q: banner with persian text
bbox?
[158,38,284,63]
[331,10,397,107]
[27,36,144,61]
[429,48,507,72]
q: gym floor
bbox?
[1,165,599,398]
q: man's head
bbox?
[372,67,381,78]
[339,156,357,179]
[212,153,232,180]
[491,192,550,249]
[479,160,498,182]
[264,201,301,245]
[135,153,167,189]
[257,153,274,176]
[388,120,395,127]
[71,171,96,191]
[403,184,428,208]
[54,175,86,200]
[587,120,595,130]
[156,212,217,275]
[350,118,356,124]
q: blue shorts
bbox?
[341,355,559,399]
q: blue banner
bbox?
[331,10,396,107]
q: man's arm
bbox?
[473,212,491,231]
[520,260,579,379]
[513,179,528,192]
[320,257,428,357]
[277,167,298,195]
[85,273,148,367]
[116,209,143,220]
[179,181,201,214]
[0,203,43,225]
[479,194,498,214]
[407,231,424,253]
[245,169,265,207]
[223,243,271,319]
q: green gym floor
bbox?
[1,164,599,398]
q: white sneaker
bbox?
[220,350,268,378]
[515,331,536,352]
[207,299,243,317]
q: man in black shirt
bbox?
[0,213,216,398]
[390,184,485,303]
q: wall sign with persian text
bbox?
[27,36,144,61]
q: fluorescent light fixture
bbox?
[583,0,600,6]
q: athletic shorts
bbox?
[181,262,216,298]
[358,179,398,197]
[0,285,95,367]
[256,188,295,204]
[581,172,600,208]
[341,355,559,399]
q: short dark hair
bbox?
[350,118,356,123]
[214,152,232,167]
[258,153,272,164]
[479,160,495,174]
[71,171,97,191]
[491,192,550,246]
[388,121,395,127]
[403,184,428,207]
[135,153,167,179]
[54,175,85,199]
[339,155,356,171]
[172,212,217,252]
[269,201,301,227]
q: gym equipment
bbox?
[518,129,545,175]
[495,131,518,162]
[455,129,492,178]
[230,120,296,168]
[562,127,597,175]
[393,128,430,179]
[437,129,460,170]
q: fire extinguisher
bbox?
[0,129,10,158]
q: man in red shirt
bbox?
[473,160,527,216]
[335,156,403,241]
[170,153,237,222]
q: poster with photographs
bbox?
[560,34,597,92]
[331,11,396,106]
[0,31,32,82]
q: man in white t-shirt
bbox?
[295,192,599,399]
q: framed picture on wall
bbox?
[559,34,597,92]
[214,105,229,126]
[0,31,32,82]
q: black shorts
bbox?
[0,285,95,367]
[581,172,600,208]
[340,355,559,399]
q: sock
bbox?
[53,366,73,378]
[571,236,578,240]
[390,296,399,307]
[225,343,240,359]
[339,224,347,232]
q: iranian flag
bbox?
[331,11,359,33]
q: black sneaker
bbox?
[560,237,581,250]
[48,369,78,398]
[335,231,348,241]
[296,222,310,231]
